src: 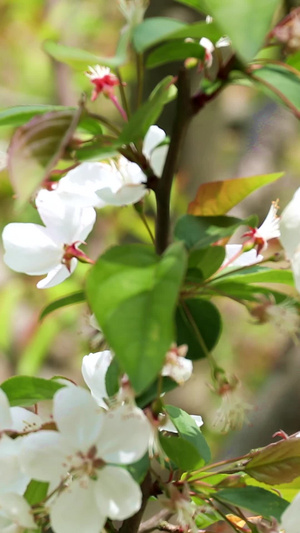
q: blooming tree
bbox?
[2,1,300,532]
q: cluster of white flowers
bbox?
[2,125,168,289]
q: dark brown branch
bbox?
[154,68,193,255]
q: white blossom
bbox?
[0,493,37,532]
[2,189,96,289]
[142,125,168,178]
[280,188,300,292]
[161,344,193,384]
[20,386,151,533]
[81,350,113,408]
[280,491,300,533]
[95,157,148,206]
[224,244,263,268]
[85,65,120,101]
[52,163,107,208]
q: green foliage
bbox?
[132,18,186,53]
[251,64,300,117]
[25,480,49,505]
[146,40,205,69]
[118,77,177,144]
[174,214,258,250]
[202,0,281,62]
[0,376,64,406]
[245,439,300,485]
[40,291,85,320]
[216,486,289,521]
[86,242,187,394]
[186,246,225,282]
[165,405,211,463]
[176,299,222,360]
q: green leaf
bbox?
[188,172,284,216]
[159,434,204,470]
[8,108,82,206]
[133,17,185,53]
[0,105,76,128]
[287,51,300,71]
[0,376,64,407]
[245,438,300,485]
[165,405,211,463]
[25,480,49,505]
[187,246,225,282]
[76,142,119,162]
[147,41,205,69]
[251,64,300,117]
[127,453,150,483]
[173,0,210,13]
[174,214,258,250]
[43,39,127,70]
[105,358,121,397]
[40,291,85,320]
[176,299,222,360]
[208,279,293,304]
[166,21,221,42]
[118,76,176,145]
[136,377,178,409]
[203,0,281,62]
[86,242,187,394]
[216,486,289,521]
[216,267,295,286]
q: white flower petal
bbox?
[97,183,147,206]
[36,190,96,244]
[55,163,107,208]
[0,436,29,494]
[0,493,36,529]
[98,405,151,464]
[95,465,142,520]
[0,390,13,431]
[281,491,300,533]
[36,261,76,289]
[162,356,193,384]
[280,189,300,258]
[10,407,42,433]
[143,126,166,159]
[50,478,104,533]
[150,144,168,178]
[291,251,300,293]
[224,244,263,267]
[2,223,61,275]
[53,387,104,450]
[20,431,70,484]
[81,351,112,407]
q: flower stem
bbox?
[154,68,193,255]
[110,94,128,121]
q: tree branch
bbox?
[154,68,193,255]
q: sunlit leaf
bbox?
[188,173,284,216]
[215,266,295,286]
[25,480,49,505]
[173,0,210,13]
[159,434,204,470]
[86,243,187,394]
[0,376,64,407]
[187,246,225,282]
[245,438,300,485]
[0,105,75,128]
[8,108,82,205]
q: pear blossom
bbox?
[161,344,193,384]
[244,201,280,254]
[143,125,168,178]
[20,386,151,533]
[223,244,263,268]
[51,163,107,208]
[95,156,148,206]
[81,350,113,408]
[0,493,37,532]
[280,188,300,292]
[2,189,96,289]
[85,65,120,101]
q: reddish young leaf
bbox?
[245,438,300,485]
